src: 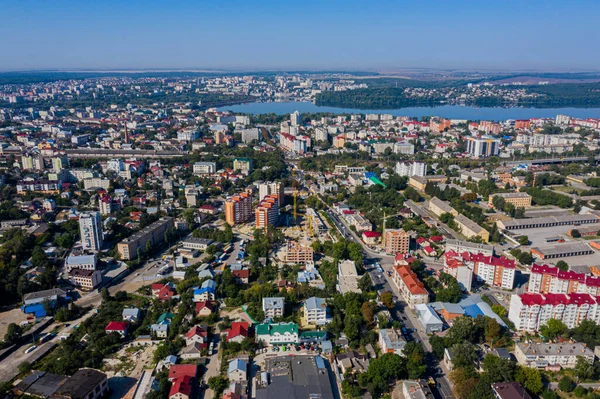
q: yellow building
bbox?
[488,192,532,208]
[384,229,411,254]
[454,214,490,242]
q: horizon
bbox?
[2,0,599,71]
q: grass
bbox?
[551,185,585,195]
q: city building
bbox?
[465,135,501,158]
[444,251,515,290]
[256,194,279,229]
[258,181,284,204]
[508,292,600,331]
[445,239,494,256]
[65,254,97,272]
[285,240,313,264]
[255,322,299,346]
[117,217,174,260]
[193,280,216,302]
[233,158,253,174]
[225,192,253,226]
[527,263,600,296]
[498,214,599,230]
[393,265,429,309]
[192,162,217,175]
[384,229,411,254]
[491,382,532,399]
[514,342,594,369]
[15,369,109,399]
[408,175,447,191]
[79,212,103,252]
[415,304,444,333]
[395,161,426,177]
[303,297,329,326]
[488,192,532,208]
[454,214,490,242]
[255,355,334,399]
[262,297,285,319]
[401,380,434,399]
[531,242,594,260]
[427,197,458,218]
[337,259,361,294]
[69,269,102,290]
[378,328,407,355]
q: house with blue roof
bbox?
[194,279,216,302]
[227,358,247,382]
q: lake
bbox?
[217,101,600,121]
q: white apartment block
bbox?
[193,162,217,175]
[508,293,600,332]
[395,161,426,177]
[514,342,594,369]
[527,264,600,296]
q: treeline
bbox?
[521,187,573,208]
[315,88,446,109]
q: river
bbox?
[217,101,600,121]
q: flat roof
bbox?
[532,242,593,256]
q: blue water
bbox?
[217,101,600,121]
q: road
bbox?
[323,203,455,398]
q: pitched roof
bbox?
[227,322,249,341]
[168,364,197,381]
[169,375,193,397]
[105,321,128,331]
[186,326,208,339]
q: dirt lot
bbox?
[0,308,29,338]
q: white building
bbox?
[290,111,301,127]
[395,161,426,177]
[262,297,285,319]
[193,162,217,175]
[514,342,594,369]
[79,212,103,252]
[393,141,415,155]
[508,293,600,332]
[465,136,500,158]
[303,297,329,326]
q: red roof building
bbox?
[169,375,193,399]
[196,301,215,316]
[227,321,249,342]
[168,364,198,381]
[105,321,129,337]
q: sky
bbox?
[1,0,599,72]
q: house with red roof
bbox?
[185,326,208,347]
[232,269,250,284]
[423,246,436,257]
[195,301,216,317]
[430,235,444,243]
[152,282,176,301]
[169,375,193,399]
[199,204,217,215]
[362,231,381,245]
[227,322,249,343]
[105,321,129,338]
[168,364,198,381]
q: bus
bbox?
[223,245,232,253]
[218,253,227,262]
[214,251,223,260]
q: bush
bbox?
[574,385,587,397]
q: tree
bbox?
[484,318,503,348]
[518,235,530,245]
[449,368,478,399]
[558,376,576,393]
[491,304,507,317]
[208,376,229,397]
[100,288,111,302]
[574,356,595,381]
[540,319,567,340]
[449,342,477,370]
[361,302,376,325]
[515,366,543,395]
[358,273,373,292]
[18,361,31,374]
[4,323,22,345]
[517,251,533,265]
[404,342,427,379]
[571,229,582,238]
[482,354,514,382]
[380,292,394,309]
[556,260,569,271]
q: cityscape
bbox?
[3,2,600,399]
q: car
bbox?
[25,345,37,354]
[402,316,407,320]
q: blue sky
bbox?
[1,0,599,71]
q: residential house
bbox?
[227,359,248,382]
[227,322,250,343]
[105,321,129,338]
[303,297,330,326]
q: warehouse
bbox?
[531,242,594,260]
[498,214,599,230]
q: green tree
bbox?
[571,229,582,238]
[574,356,595,381]
[518,235,530,245]
[540,319,567,340]
[208,376,229,397]
[4,323,22,345]
[515,366,543,394]
[482,354,514,382]
[358,273,373,292]
[556,260,569,272]
[558,376,576,393]
[380,292,394,309]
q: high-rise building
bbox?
[79,211,103,252]
[465,136,501,158]
[384,229,410,254]
[290,110,301,127]
[225,192,253,226]
[256,194,280,229]
[395,161,426,177]
[258,182,284,205]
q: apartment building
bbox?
[79,212,103,252]
[258,181,284,204]
[392,265,429,309]
[527,263,600,296]
[285,240,314,264]
[408,175,447,191]
[16,180,61,194]
[465,135,500,158]
[508,292,600,331]
[303,297,329,326]
[262,297,285,319]
[255,322,299,346]
[117,217,174,260]
[488,192,532,208]
[192,162,217,175]
[83,178,110,190]
[384,229,411,254]
[514,342,594,369]
[454,214,490,242]
[395,161,426,177]
[444,251,515,290]
[445,239,494,256]
[225,192,253,226]
[256,194,279,229]
[428,197,458,218]
[233,158,253,174]
[65,254,97,272]
[378,328,407,355]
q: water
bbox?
[217,101,600,121]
